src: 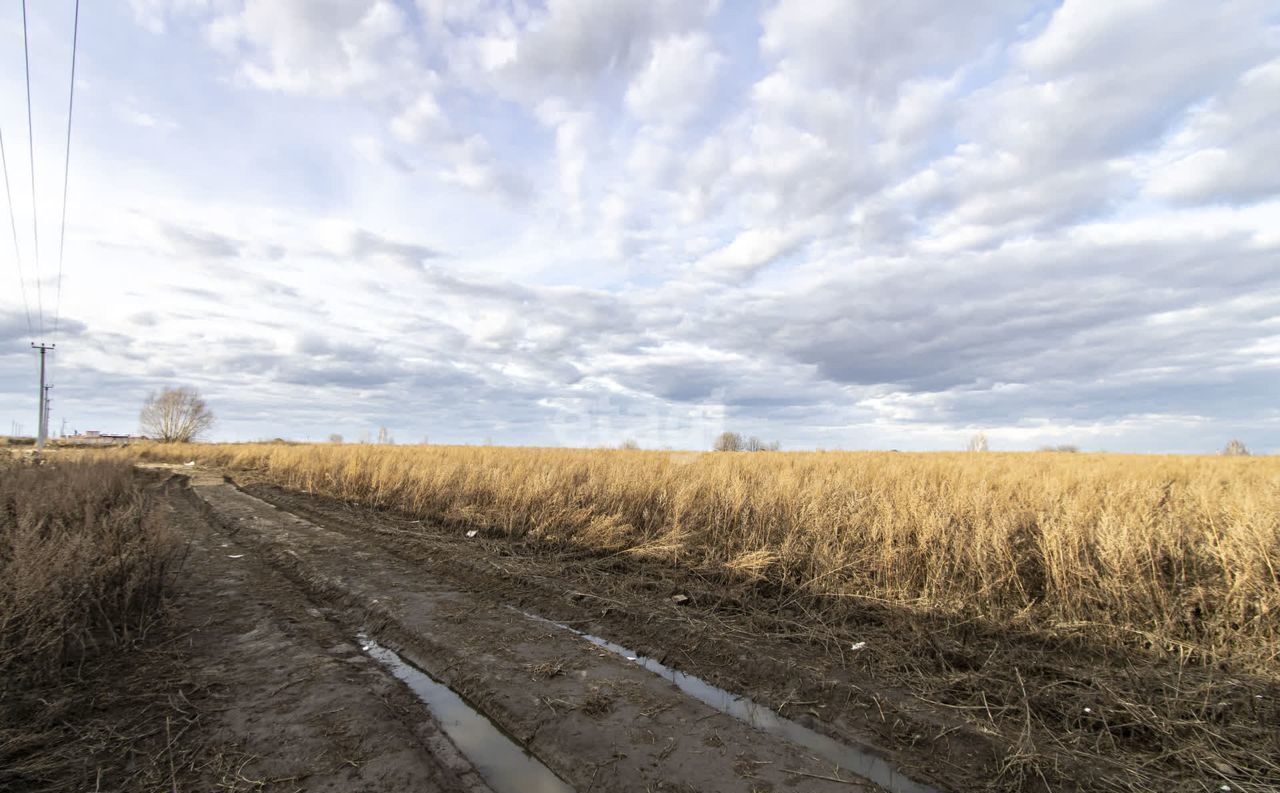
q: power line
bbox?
[21,0,43,337]
[52,0,80,339]
[0,125,34,337]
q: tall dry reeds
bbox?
[0,459,176,692]
[116,443,1280,673]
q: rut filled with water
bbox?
[357,633,574,793]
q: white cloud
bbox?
[390,89,447,144]
[498,0,718,95]
[696,227,803,281]
[207,0,417,97]
[760,0,1028,93]
[1144,57,1280,204]
[128,0,211,34]
[625,33,724,125]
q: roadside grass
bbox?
[1,459,181,791]
[107,443,1280,676]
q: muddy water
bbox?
[357,633,574,793]
[516,611,942,793]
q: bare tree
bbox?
[328,433,344,444]
[139,386,215,442]
[967,432,989,452]
[713,431,744,452]
[619,438,640,450]
[376,426,394,445]
[1222,439,1250,456]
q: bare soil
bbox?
[177,467,886,793]
[146,473,491,792]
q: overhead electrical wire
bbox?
[0,125,34,338]
[21,0,43,338]
[52,0,79,339]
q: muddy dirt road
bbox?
[150,466,943,793]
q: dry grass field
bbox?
[1,458,179,790]
[110,443,1279,676]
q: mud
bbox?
[141,474,494,792]
[235,475,999,792]
[174,466,888,792]
[517,610,940,793]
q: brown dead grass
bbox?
[1,458,182,791]
[104,443,1279,678]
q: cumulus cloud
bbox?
[206,0,416,96]
[625,33,724,125]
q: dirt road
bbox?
[145,469,494,792]
[151,466,939,793]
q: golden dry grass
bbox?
[109,443,1279,674]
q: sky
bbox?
[0,0,1278,452]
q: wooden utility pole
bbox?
[31,342,53,450]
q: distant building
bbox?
[62,430,149,446]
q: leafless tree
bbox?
[1222,439,1250,456]
[967,432,989,452]
[376,426,394,445]
[139,386,215,442]
[328,433,344,444]
[713,431,744,452]
[619,438,640,450]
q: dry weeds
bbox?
[107,443,1279,676]
[0,458,183,791]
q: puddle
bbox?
[357,633,574,793]
[516,611,942,793]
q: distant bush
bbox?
[1039,444,1081,453]
[1222,439,1250,456]
[713,431,743,451]
[715,432,779,451]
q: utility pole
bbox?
[32,343,54,451]
[44,384,53,444]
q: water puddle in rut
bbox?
[515,610,942,793]
[357,633,574,793]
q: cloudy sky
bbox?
[1,1,1277,451]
